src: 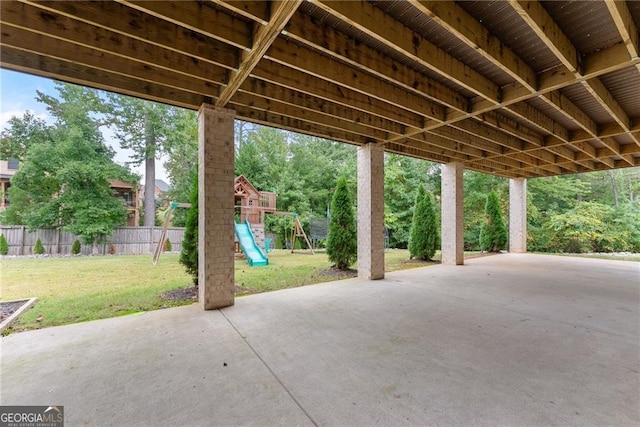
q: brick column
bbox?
[357,142,385,280]
[441,162,464,265]
[509,178,527,253]
[198,104,235,310]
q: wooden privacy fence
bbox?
[0,226,185,256]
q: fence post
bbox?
[20,226,25,255]
[56,228,61,255]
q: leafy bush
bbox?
[326,177,357,270]
[180,172,198,286]
[33,238,45,255]
[409,186,439,260]
[543,201,640,253]
[164,238,172,252]
[0,234,8,255]
[71,239,81,255]
[479,191,507,252]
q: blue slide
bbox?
[234,220,269,266]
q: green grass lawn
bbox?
[1,249,435,332]
[3,249,633,333]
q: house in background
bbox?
[0,158,139,226]
[110,180,140,227]
[0,159,19,210]
[139,179,170,203]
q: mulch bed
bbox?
[160,284,258,303]
[401,259,440,265]
[0,301,27,322]
[317,267,358,278]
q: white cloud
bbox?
[0,109,49,130]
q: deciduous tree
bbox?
[1,83,137,253]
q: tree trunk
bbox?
[609,170,619,207]
[144,114,157,227]
[92,236,99,255]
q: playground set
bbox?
[233,175,313,266]
[154,175,313,266]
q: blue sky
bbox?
[0,69,168,182]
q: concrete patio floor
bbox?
[1,253,638,426]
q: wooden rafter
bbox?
[216,0,301,107]
[507,0,640,154]
[605,0,639,58]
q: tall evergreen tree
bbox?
[480,191,508,252]
[179,171,198,286]
[409,186,440,260]
[326,177,357,270]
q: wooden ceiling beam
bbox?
[1,2,228,89]
[409,0,537,91]
[0,24,224,99]
[119,0,250,49]
[0,16,383,147]
[467,159,543,177]
[0,45,210,109]
[441,43,639,137]
[231,90,388,142]
[570,122,624,143]
[408,132,488,161]
[216,0,301,107]
[619,142,640,156]
[266,38,441,122]
[474,158,565,176]
[428,127,508,158]
[312,0,501,104]
[386,143,457,166]
[506,102,570,142]
[582,76,631,131]
[605,0,639,58]
[506,0,639,150]
[539,91,599,137]
[508,0,580,73]
[474,112,545,146]
[230,103,372,146]
[209,0,267,23]
[239,78,405,136]
[391,139,470,163]
[22,0,238,70]
[251,59,425,130]
[451,120,534,153]
[283,11,463,113]
[584,157,640,172]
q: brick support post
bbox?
[198,104,235,310]
[509,178,527,253]
[357,142,385,280]
[441,162,464,265]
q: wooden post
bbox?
[56,228,61,255]
[20,225,25,255]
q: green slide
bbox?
[234,220,268,266]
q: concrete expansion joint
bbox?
[219,309,319,427]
